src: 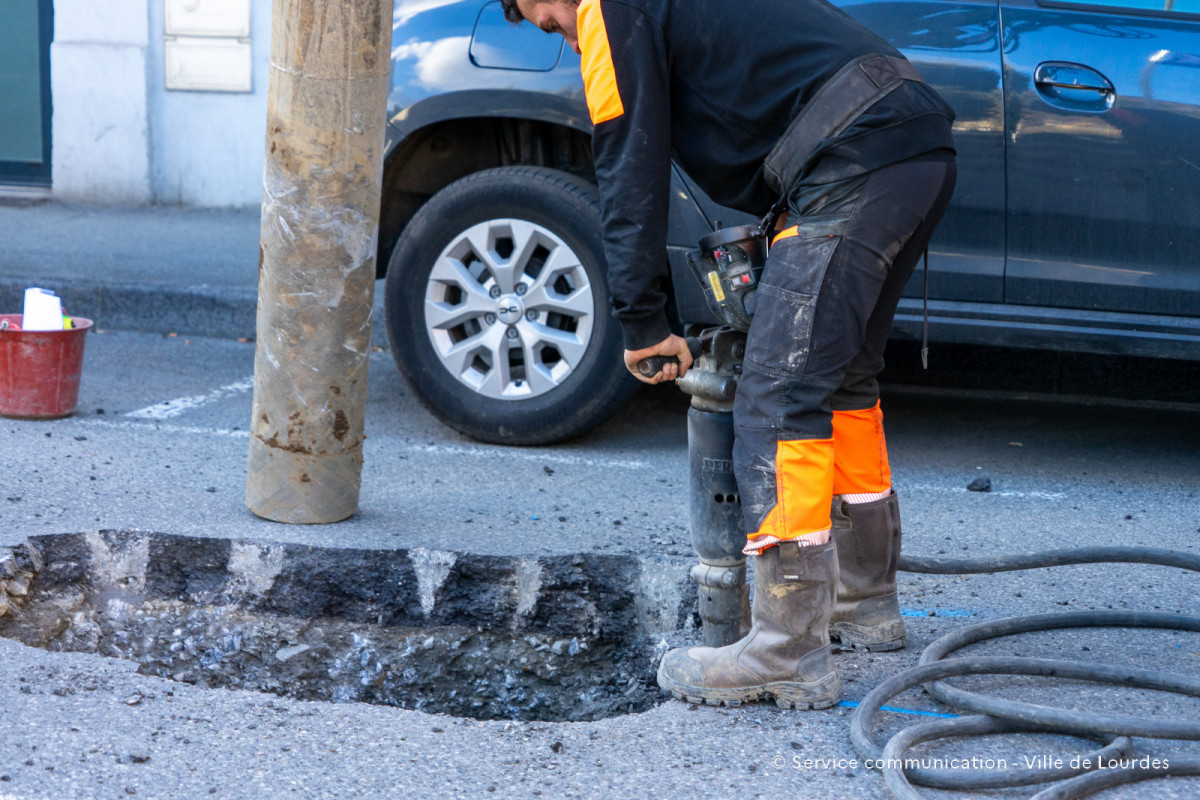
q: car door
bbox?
[1002,0,1200,316]
[841,0,1007,304]
[683,0,1008,305]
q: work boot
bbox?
[657,540,841,709]
[828,492,906,651]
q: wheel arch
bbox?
[377,91,596,277]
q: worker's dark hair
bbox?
[499,0,525,23]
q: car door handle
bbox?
[1034,62,1114,94]
[1033,62,1115,110]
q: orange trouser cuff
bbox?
[832,401,892,495]
[746,437,835,543]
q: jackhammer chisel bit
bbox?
[678,329,751,647]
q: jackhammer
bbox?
[637,222,768,647]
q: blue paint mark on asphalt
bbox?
[900,609,974,618]
[838,700,960,719]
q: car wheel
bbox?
[383,166,638,445]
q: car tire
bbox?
[383,166,638,445]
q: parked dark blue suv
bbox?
[379,0,1200,445]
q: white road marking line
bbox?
[77,420,653,470]
[82,419,251,438]
[902,483,1066,501]
[78,415,1069,487]
[125,377,255,420]
[396,442,651,470]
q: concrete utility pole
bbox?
[246,0,394,523]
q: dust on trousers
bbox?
[733,158,957,550]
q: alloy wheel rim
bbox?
[423,218,596,400]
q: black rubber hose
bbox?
[851,654,1200,759]
[1029,757,1200,800]
[877,715,1130,795]
[850,546,1200,799]
[899,545,1200,575]
[919,611,1200,737]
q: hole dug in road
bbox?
[0,531,697,722]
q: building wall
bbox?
[50,0,272,208]
[146,0,272,207]
[51,0,152,204]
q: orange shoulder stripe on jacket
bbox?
[577,0,625,125]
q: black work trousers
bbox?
[733,158,957,546]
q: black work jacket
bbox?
[577,0,956,350]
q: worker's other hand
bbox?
[624,334,693,385]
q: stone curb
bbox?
[0,279,257,340]
[0,279,392,348]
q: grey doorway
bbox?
[0,0,52,187]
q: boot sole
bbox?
[656,662,841,710]
[829,620,906,652]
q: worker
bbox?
[502,0,957,709]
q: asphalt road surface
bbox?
[4,330,1198,555]
[1,328,1199,800]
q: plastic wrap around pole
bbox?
[246,0,394,523]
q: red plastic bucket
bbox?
[0,314,93,419]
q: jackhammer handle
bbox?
[637,337,703,377]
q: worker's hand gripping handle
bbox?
[637,337,703,378]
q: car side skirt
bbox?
[893,299,1200,361]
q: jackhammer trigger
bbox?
[636,337,703,378]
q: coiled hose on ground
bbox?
[851,546,1200,799]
